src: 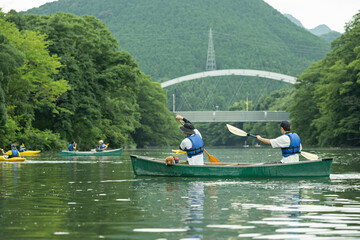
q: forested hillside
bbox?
[26,0,332,113]
[289,13,360,147]
[0,11,179,150]
[28,0,329,81]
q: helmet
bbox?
[11,144,16,149]
[99,140,103,143]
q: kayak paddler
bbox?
[1,143,21,158]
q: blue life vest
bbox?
[185,134,204,158]
[68,144,75,151]
[10,149,19,158]
[99,144,106,150]
[281,133,301,157]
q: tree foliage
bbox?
[0,31,24,126]
[3,11,179,150]
[0,17,68,149]
[289,12,360,147]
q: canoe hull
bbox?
[20,150,41,156]
[0,156,26,162]
[59,148,122,156]
[130,155,333,178]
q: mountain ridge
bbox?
[26,0,330,82]
[283,13,341,43]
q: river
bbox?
[1,147,360,239]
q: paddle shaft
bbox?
[247,133,257,138]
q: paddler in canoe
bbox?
[1,143,21,158]
[256,120,302,163]
[174,115,204,165]
[68,141,77,151]
[94,140,108,152]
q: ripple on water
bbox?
[133,228,188,232]
[206,224,255,229]
[330,174,360,180]
[242,203,360,213]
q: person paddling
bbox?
[256,121,302,163]
[176,115,204,165]
[95,140,107,152]
[19,144,26,152]
[68,141,77,151]
[1,144,21,158]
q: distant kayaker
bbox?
[95,140,107,152]
[19,144,26,152]
[256,120,302,163]
[68,141,77,151]
[176,115,204,165]
[1,144,21,158]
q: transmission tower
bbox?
[205,28,216,71]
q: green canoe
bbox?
[59,148,122,156]
[130,155,333,178]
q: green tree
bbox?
[12,12,179,149]
[0,32,24,126]
[132,74,180,147]
[290,12,360,146]
[0,17,68,149]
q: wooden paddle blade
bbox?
[204,149,220,163]
[301,151,319,161]
[172,149,186,154]
[226,124,248,136]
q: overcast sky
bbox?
[1,0,359,33]
[264,0,359,32]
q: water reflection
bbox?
[129,173,360,239]
[184,181,205,238]
[0,162,24,191]
[1,148,360,239]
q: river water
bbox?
[1,147,360,239]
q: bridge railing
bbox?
[175,111,290,122]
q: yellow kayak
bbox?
[0,156,26,162]
[20,150,41,156]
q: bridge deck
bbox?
[161,69,297,88]
[175,111,290,122]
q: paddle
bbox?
[177,120,220,163]
[226,124,319,161]
[172,149,221,164]
[172,149,186,154]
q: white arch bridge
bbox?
[161,69,297,122]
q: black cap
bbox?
[180,122,195,135]
[280,121,291,131]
